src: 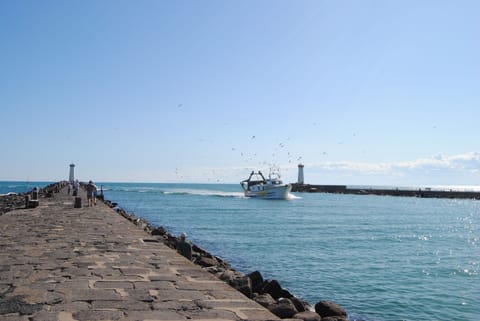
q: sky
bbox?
[1,0,479,186]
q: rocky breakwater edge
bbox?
[0,182,64,215]
[104,197,350,321]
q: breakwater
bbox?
[0,182,350,321]
[0,182,279,320]
[103,198,349,321]
[0,181,64,214]
[291,183,480,199]
[29,181,479,320]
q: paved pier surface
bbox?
[0,188,279,321]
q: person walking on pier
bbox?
[86,180,97,207]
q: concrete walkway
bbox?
[0,187,279,321]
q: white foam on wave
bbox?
[287,193,302,200]
[163,188,245,198]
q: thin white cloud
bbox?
[154,152,480,184]
[319,161,391,174]
[310,152,480,174]
[394,152,480,172]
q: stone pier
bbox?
[0,186,279,321]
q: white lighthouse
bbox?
[69,164,75,182]
[297,164,304,184]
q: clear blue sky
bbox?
[1,0,479,186]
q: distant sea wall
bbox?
[291,183,480,199]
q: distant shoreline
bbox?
[291,183,480,199]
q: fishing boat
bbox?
[240,170,292,199]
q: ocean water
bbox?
[0,181,52,195]
[1,181,478,320]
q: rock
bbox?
[151,226,167,236]
[192,244,209,255]
[253,293,276,308]
[229,275,252,298]
[293,311,322,321]
[195,255,218,267]
[321,317,349,321]
[248,270,264,293]
[291,296,310,312]
[213,255,231,270]
[218,270,243,283]
[263,279,283,299]
[281,288,294,299]
[314,301,347,318]
[269,298,298,318]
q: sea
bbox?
[1,181,479,321]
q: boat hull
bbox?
[244,184,292,199]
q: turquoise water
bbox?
[1,181,478,320]
[0,181,52,195]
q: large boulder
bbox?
[248,270,264,293]
[253,293,276,308]
[262,279,283,299]
[218,270,237,283]
[229,275,252,298]
[280,288,294,299]
[293,311,322,321]
[195,255,218,267]
[269,298,298,318]
[314,301,347,318]
[290,296,310,312]
[151,226,167,236]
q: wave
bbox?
[103,186,162,193]
[287,193,302,200]
[104,185,245,198]
[163,188,245,198]
[102,184,302,199]
[162,188,300,200]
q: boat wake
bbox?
[163,188,245,198]
[98,185,299,200]
[287,193,301,200]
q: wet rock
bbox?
[291,296,310,312]
[269,298,298,318]
[314,300,347,318]
[321,316,349,321]
[281,288,294,299]
[293,311,322,321]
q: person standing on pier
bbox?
[73,180,79,196]
[86,180,97,207]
